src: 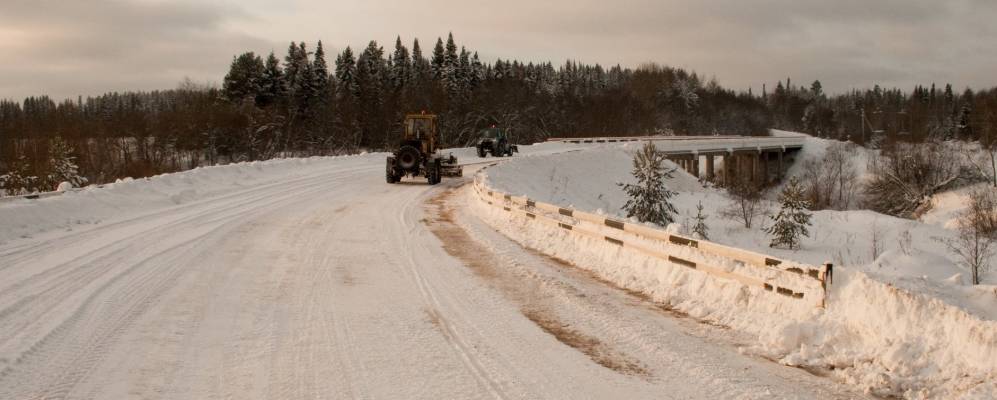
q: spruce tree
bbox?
[222,52,264,103]
[411,38,428,81]
[430,38,445,81]
[765,177,812,249]
[469,51,484,90]
[313,41,330,99]
[619,141,678,226]
[692,201,709,240]
[283,42,300,93]
[390,36,411,92]
[258,52,286,107]
[292,42,317,112]
[335,47,358,98]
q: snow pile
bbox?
[472,139,997,398]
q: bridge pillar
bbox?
[691,155,700,178]
[777,150,784,180]
[705,154,715,182]
[761,151,770,184]
[725,153,736,186]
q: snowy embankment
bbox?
[0,154,377,244]
[473,138,997,399]
[0,142,580,245]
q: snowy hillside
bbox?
[478,137,997,398]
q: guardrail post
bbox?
[820,262,833,308]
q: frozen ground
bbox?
[480,136,997,398]
[0,141,868,399]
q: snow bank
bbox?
[0,141,580,245]
[473,141,997,398]
[0,154,380,244]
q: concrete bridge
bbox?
[546,135,806,186]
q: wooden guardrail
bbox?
[472,173,832,308]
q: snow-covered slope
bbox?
[478,138,997,399]
[0,142,583,245]
[0,140,865,399]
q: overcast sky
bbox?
[2,0,995,101]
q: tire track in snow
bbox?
[0,166,376,399]
[398,186,510,400]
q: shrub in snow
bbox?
[940,188,997,284]
[720,180,764,229]
[766,177,812,249]
[692,201,710,240]
[618,141,678,226]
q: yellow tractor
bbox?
[386,113,462,184]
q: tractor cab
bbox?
[402,114,438,155]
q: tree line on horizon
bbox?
[1,33,996,194]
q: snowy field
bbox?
[479,136,997,398]
[0,136,990,399]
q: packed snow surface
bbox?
[0,140,866,399]
[479,136,997,399]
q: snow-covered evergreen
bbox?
[334,47,358,99]
[619,141,678,226]
[0,156,38,195]
[765,177,812,249]
[46,137,87,190]
[312,41,330,99]
[258,52,286,107]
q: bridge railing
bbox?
[547,135,806,154]
[471,169,832,308]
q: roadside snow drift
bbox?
[473,140,997,399]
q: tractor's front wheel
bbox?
[477,146,487,158]
[428,160,442,185]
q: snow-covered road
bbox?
[0,148,863,399]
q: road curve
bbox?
[0,146,863,399]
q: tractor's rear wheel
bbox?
[428,160,442,185]
[396,145,421,170]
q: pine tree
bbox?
[291,42,317,112]
[692,200,709,240]
[619,141,678,226]
[313,41,330,99]
[411,38,428,81]
[765,177,812,249]
[46,137,87,189]
[390,36,411,92]
[335,47,358,98]
[222,52,264,103]
[257,52,286,107]
[430,38,445,81]
[283,42,300,93]
[469,51,484,90]
[454,46,470,96]
[443,33,458,86]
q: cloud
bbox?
[1,0,995,100]
[0,0,275,100]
